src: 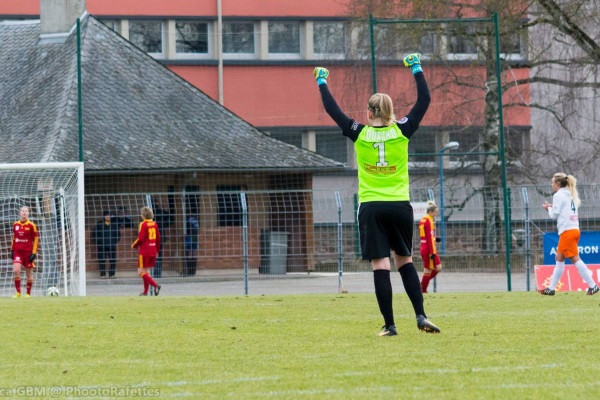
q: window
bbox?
[269,132,303,148]
[100,19,119,33]
[505,127,527,160]
[500,31,524,60]
[313,22,345,58]
[184,185,200,215]
[409,130,436,163]
[450,129,480,163]
[316,132,349,164]
[373,25,402,60]
[447,26,479,59]
[409,129,481,166]
[355,23,438,61]
[176,21,209,55]
[392,25,438,58]
[129,20,163,54]
[418,31,437,56]
[223,21,255,55]
[268,22,300,56]
[217,185,244,227]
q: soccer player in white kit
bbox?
[540,173,599,296]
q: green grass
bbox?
[1,292,599,399]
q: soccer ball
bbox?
[47,286,60,297]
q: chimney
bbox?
[40,0,87,38]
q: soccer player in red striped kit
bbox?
[132,206,162,296]
[11,206,39,298]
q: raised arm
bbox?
[314,67,355,132]
[399,54,431,138]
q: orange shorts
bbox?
[137,255,156,269]
[557,229,580,258]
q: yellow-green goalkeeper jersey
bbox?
[354,124,410,202]
[318,72,430,203]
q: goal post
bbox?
[0,162,85,297]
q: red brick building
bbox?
[2,0,531,187]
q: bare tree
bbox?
[345,0,600,252]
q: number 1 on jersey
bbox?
[373,142,388,167]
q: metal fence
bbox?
[81,185,600,296]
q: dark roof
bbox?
[0,17,343,172]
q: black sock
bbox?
[373,269,395,327]
[398,263,426,317]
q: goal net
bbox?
[0,163,85,297]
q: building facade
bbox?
[1,0,532,192]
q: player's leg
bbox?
[372,258,396,336]
[107,246,117,278]
[428,256,443,291]
[98,247,107,278]
[25,265,33,297]
[388,202,439,333]
[420,253,433,293]
[12,262,22,298]
[189,248,198,276]
[562,231,598,294]
[137,256,150,295]
[569,256,599,295]
[541,232,571,295]
[395,256,438,333]
[431,255,442,279]
[138,257,160,296]
[359,203,396,336]
[540,256,564,295]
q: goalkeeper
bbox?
[11,206,39,298]
[313,54,440,335]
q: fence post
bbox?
[521,187,531,291]
[353,193,360,258]
[241,192,249,295]
[335,192,346,293]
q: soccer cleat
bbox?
[12,293,21,298]
[139,292,148,296]
[154,284,161,296]
[586,285,599,296]
[377,325,398,337]
[539,288,555,296]
[25,294,31,298]
[417,315,441,333]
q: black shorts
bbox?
[357,201,413,260]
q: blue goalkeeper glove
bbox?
[313,67,329,86]
[403,53,423,75]
[29,253,36,262]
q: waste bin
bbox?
[259,230,289,274]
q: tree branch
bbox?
[536,0,600,61]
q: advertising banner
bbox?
[542,232,600,264]
[535,264,600,292]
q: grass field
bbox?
[1,292,598,399]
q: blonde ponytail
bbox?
[368,93,396,126]
[553,173,581,208]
